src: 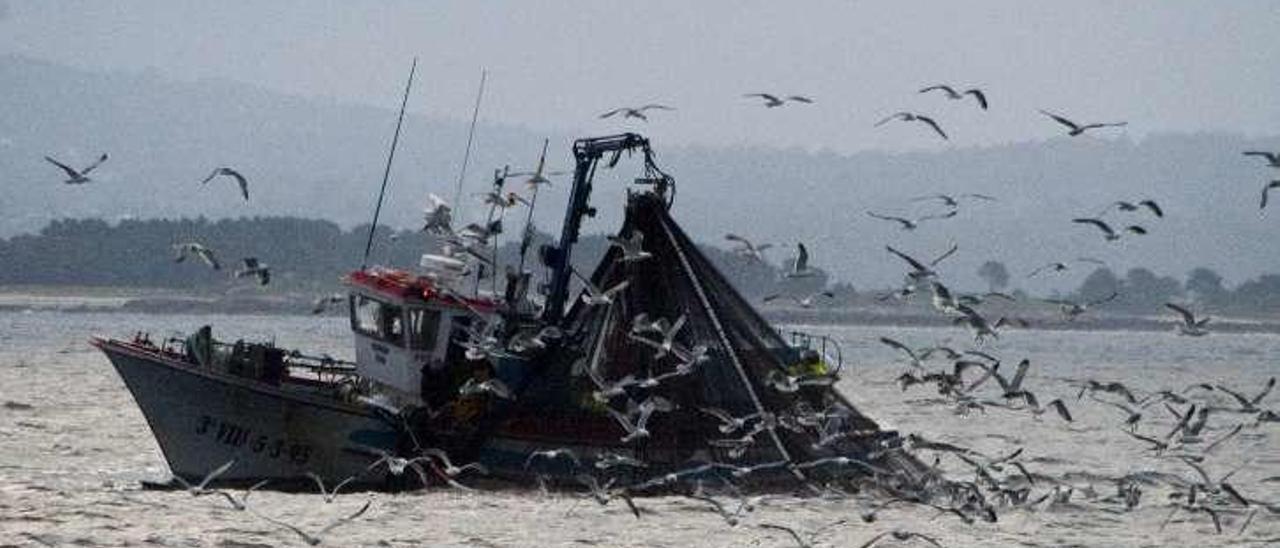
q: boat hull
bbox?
[94,338,398,485]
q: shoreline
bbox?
[3,287,1279,335]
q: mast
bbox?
[361,58,418,269]
[451,69,488,219]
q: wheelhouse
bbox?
[344,268,497,403]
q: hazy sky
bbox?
[2,1,1278,153]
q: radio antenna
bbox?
[452,69,488,218]
[361,57,418,269]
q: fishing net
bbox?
[557,191,928,487]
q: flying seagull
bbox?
[1072,217,1145,241]
[234,257,270,285]
[608,230,653,263]
[743,93,813,107]
[1104,199,1163,218]
[874,112,948,140]
[599,104,675,121]
[312,293,346,314]
[45,153,108,184]
[421,193,453,235]
[1027,262,1069,278]
[911,193,996,207]
[885,243,958,282]
[1165,303,1210,336]
[172,242,220,270]
[763,291,835,308]
[866,209,957,230]
[201,167,249,201]
[919,84,988,109]
[1261,180,1280,209]
[1039,110,1127,137]
[1243,151,1280,168]
[724,233,773,262]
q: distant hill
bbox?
[2,54,1278,293]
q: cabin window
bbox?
[407,308,441,350]
[351,295,381,337]
[382,303,404,345]
[351,294,404,345]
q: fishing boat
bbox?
[94,133,926,490]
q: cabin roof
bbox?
[345,268,497,312]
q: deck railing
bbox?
[777,329,846,376]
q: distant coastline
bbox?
[5,286,1278,336]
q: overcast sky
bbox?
[2,1,1277,153]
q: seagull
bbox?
[743,93,813,108]
[759,521,847,548]
[1261,180,1280,209]
[45,153,108,184]
[919,84,988,110]
[877,336,924,369]
[785,243,818,278]
[304,472,358,503]
[1214,377,1275,413]
[234,257,270,285]
[458,377,514,400]
[697,407,764,434]
[608,230,653,263]
[1072,217,1145,241]
[201,167,250,201]
[724,233,773,262]
[1104,199,1164,218]
[605,396,676,443]
[763,291,835,308]
[419,447,489,478]
[421,193,453,235]
[599,104,675,121]
[248,498,371,546]
[866,209,957,230]
[172,459,237,497]
[1027,262,1069,278]
[311,293,346,314]
[1074,379,1139,404]
[857,530,945,548]
[1039,110,1128,136]
[1043,291,1118,320]
[885,243,958,282]
[524,448,582,470]
[572,267,630,306]
[1165,303,1211,336]
[910,193,996,207]
[594,452,648,470]
[1243,151,1280,168]
[172,242,221,270]
[874,112,948,140]
[628,314,686,359]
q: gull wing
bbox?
[915,115,948,140]
[1039,109,1081,131]
[929,243,959,266]
[964,88,988,109]
[1072,217,1115,237]
[1164,303,1196,326]
[44,156,81,179]
[885,245,928,272]
[80,153,109,175]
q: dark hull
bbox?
[94,338,398,485]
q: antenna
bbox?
[452,69,488,218]
[361,57,418,269]
[516,138,550,276]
